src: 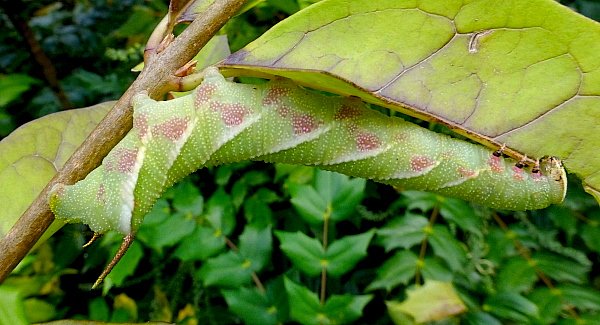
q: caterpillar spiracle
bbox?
[49,68,567,236]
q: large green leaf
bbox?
[0,102,113,238]
[220,0,600,204]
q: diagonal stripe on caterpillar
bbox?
[49,67,567,236]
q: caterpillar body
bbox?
[49,68,567,236]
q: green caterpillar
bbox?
[49,68,567,236]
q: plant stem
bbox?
[415,206,439,286]
[0,0,248,284]
[320,205,331,305]
[224,235,266,293]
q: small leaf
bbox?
[139,210,196,251]
[533,252,590,284]
[483,292,539,323]
[366,250,418,292]
[429,225,467,272]
[376,213,428,251]
[290,169,365,224]
[203,187,236,236]
[0,286,28,325]
[581,223,600,254]
[439,199,482,236]
[173,226,225,261]
[160,187,234,257]
[284,277,372,325]
[546,206,578,241]
[277,230,374,277]
[496,257,537,293]
[22,298,56,323]
[462,311,502,325]
[386,281,467,323]
[558,284,600,311]
[222,287,281,325]
[325,230,374,277]
[89,297,110,321]
[0,74,40,107]
[322,294,373,324]
[400,191,441,212]
[197,251,252,287]
[283,277,322,325]
[171,180,203,216]
[527,288,562,325]
[239,224,273,271]
[421,257,453,282]
[275,231,323,276]
[243,195,275,227]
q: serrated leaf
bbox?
[439,199,482,236]
[528,288,563,325]
[276,230,374,277]
[290,169,365,224]
[164,187,235,257]
[0,102,112,239]
[421,257,453,282]
[284,277,372,325]
[221,287,281,325]
[173,226,225,261]
[533,252,590,284]
[546,206,578,241]
[197,251,253,287]
[484,292,539,323]
[462,311,502,325]
[171,180,203,216]
[400,191,442,212]
[243,195,275,228]
[139,210,196,251]
[325,230,374,277]
[203,187,236,236]
[276,231,323,276]
[376,213,428,251]
[366,250,418,292]
[580,223,600,253]
[221,0,600,204]
[386,281,467,323]
[496,257,537,293]
[558,284,600,311]
[239,224,273,271]
[429,225,467,272]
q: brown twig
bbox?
[0,0,248,283]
